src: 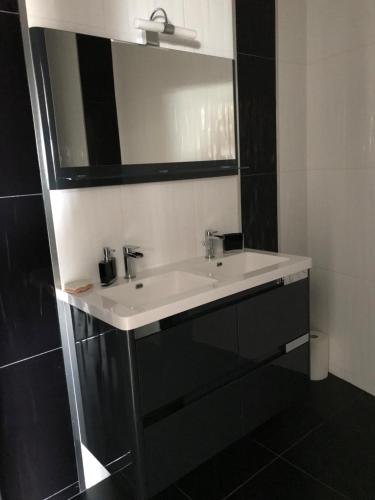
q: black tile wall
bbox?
[0,350,77,500]
[0,7,78,500]
[236,0,275,58]
[235,0,278,252]
[0,12,41,197]
[0,0,17,14]
[240,173,277,251]
[237,54,276,174]
[0,195,61,366]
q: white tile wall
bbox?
[306,0,375,395]
[25,0,240,287]
[277,0,307,256]
[51,177,240,287]
[279,171,307,255]
[25,0,234,58]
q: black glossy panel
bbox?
[136,305,239,415]
[0,196,61,367]
[0,350,77,500]
[144,379,242,497]
[75,330,132,466]
[237,54,276,174]
[238,280,309,362]
[285,392,375,498]
[0,0,17,13]
[71,307,114,342]
[252,374,364,455]
[177,436,275,500]
[242,345,310,435]
[241,173,278,251]
[0,13,40,197]
[76,34,121,166]
[236,0,275,58]
[229,459,345,500]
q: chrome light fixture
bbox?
[134,7,197,42]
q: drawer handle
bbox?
[285,334,309,353]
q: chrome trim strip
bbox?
[18,3,84,490]
[58,301,86,490]
[18,0,61,289]
[285,333,310,353]
[283,270,309,285]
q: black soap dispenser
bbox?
[99,247,117,287]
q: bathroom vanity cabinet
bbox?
[69,275,310,499]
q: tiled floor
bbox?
[77,375,375,500]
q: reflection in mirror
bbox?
[44,29,236,168]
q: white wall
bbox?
[24,1,240,287]
[25,0,234,59]
[50,177,240,286]
[277,0,307,256]
[307,0,375,395]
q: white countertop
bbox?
[56,249,312,331]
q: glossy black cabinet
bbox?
[144,380,242,497]
[70,277,310,499]
[238,279,309,362]
[136,305,239,416]
[75,330,133,467]
[242,344,310,435]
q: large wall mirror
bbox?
[30,28,238,189]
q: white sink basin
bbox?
[98,270,217,309]
[58,249,311,331]
[192,251,289,278]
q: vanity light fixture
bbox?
[134,7,197,41]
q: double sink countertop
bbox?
[56,249,312,331]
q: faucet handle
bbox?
[123,244,139,253]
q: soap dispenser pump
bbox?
[99,247,117,287]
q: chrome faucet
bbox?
[123,245,144,280]
[204,229,225,259]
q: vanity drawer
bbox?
[144,379,242,497]
[135,304,239,416]
[241,343,310,435]
[238,279,309,363]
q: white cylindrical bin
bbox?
[310,331,329,381]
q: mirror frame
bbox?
[29,28,238,190]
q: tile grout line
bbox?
[280,456,351,499]
[237,51,275,62]
[251,437,348,497]
[0,9,19,15]
[0,346,62,370]
[236,437,350,499]
[221,456,280,500]
[0,192,42,200]
[277,421,326,457]
[42,480,79,500]
[175,484,194,500]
